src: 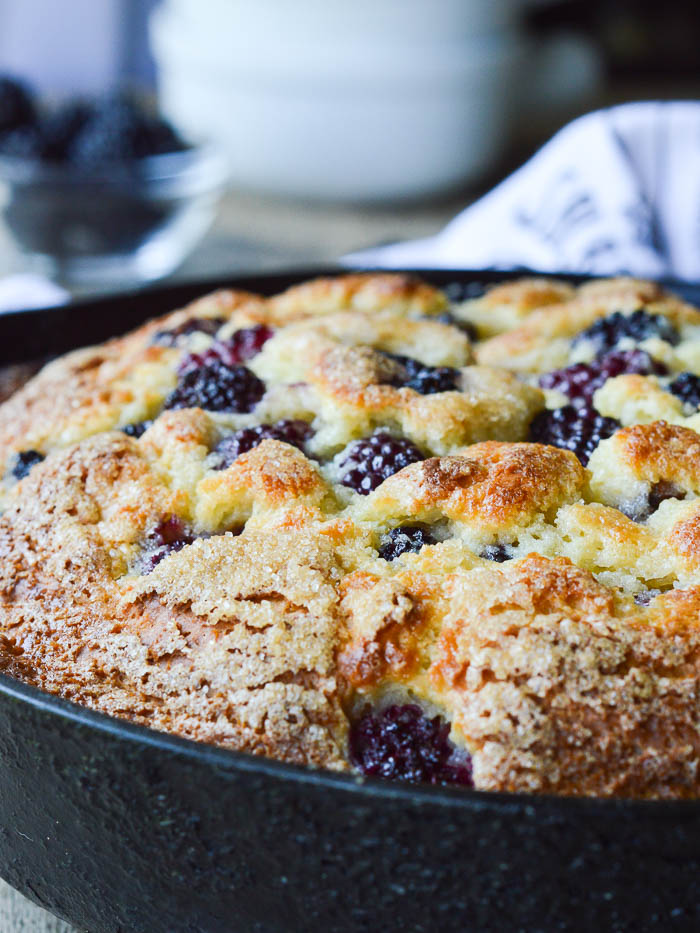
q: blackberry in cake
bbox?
[572,308,680,353]
[378,524,437,561]
[528,404,620,465]
[669,372,700,412]
[212,419,313,469]
[338,432,426,494]
[539,349,667,408]
[10,448,44,480]
[349,704,473,786]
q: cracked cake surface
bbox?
[3,272,700,797]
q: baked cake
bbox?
[2,272,700,798]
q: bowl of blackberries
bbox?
[0,76,228,286]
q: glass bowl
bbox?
[0,143,229,287]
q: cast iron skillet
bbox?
[1,268,700,933]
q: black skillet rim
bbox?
[1,262,698,815]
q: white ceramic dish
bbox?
[150,0,524,200]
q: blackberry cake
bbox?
[2,272,700,798]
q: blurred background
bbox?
[0,0,697,293]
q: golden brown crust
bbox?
[0,436,347,768]
[482,277,576,310]
[453,277,576,337]
[430,556,700,797]
[364,443,585,532]
[611,421,700,487]
[2,272,700,798]
[266,272,448,322]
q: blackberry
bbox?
[0,76,36,134]
[11,449,44,480]
[134,116,186,158]
[212,419,312,469]
[222,324,274,365]
[481,544,512,562]
[68,92,187,167]
[141,516,195,573]
[349,704,473,786]
[573,309,679,354]
[619,480,684,524]
[165,360,265,413]
[378,525,436,561]
[338,431,425,495]
[153,316,226,347]
[38,100,92,162]
[384,353,460,395]
[177,325,273,374]
[669,372,700,411]
[67,95,143,165]
[529,405,620,466]
[0,98,91,162]
[648,480,685,512]
[540,349,668,407]
[120,420,152,439]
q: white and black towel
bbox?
[345,101,700,282]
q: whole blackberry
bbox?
[669,372,700,411]
[0,76,36,134]
[573,309,679,354]
[480,544,512,562]
[384,353,460,395]
[378,525,436,561]
[11,449,44,480]
[178,325,273,374]
[540,349,668,407]
[141,516,194,573]
[212,419,312,469]
[529,405,620,465]
[338,431,425,495]
[349,704,473,786]
[153,316,226,347]
[165,360,265,413]
[68,92,187,167]
[120,420,152,439]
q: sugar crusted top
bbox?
[2,273,700,797]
